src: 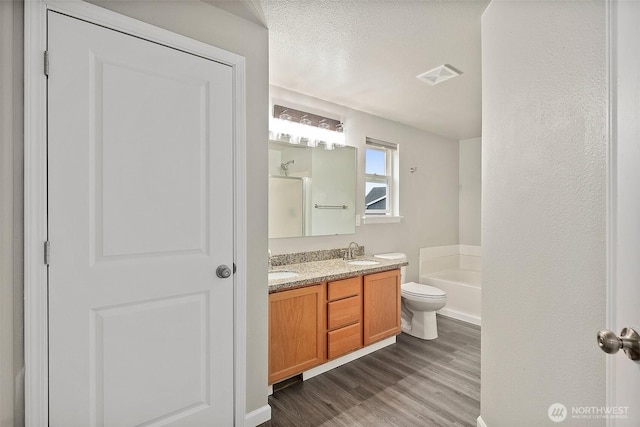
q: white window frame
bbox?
[364,138,401,223]
[364,146,392,215]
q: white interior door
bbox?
[610,1,640,425]
[47,11,235,426]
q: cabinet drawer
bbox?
[328,295,361,330]
[328,276,361,301]
[328,323,362,359]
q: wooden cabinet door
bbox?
[269,284,325,384]
[363,269,401,345]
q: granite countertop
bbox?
[268,256,408,293]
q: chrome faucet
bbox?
[345,242,360,260]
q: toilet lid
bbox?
[401,282,446,298]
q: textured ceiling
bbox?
[209,0,490,140]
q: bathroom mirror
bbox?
[268,140,356,238]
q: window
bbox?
[365,137,399,218]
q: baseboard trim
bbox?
[245,404,271,427]
[302,336,396,381]
[438,308,481,326]
[477,415,488,427]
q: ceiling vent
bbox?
[417,64,462,86]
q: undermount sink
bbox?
[268,271,299,280]
[347,260,380,266]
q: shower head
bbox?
[281,160,295,170]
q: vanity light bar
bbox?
[270,105,346,149]
[273,105,342,131]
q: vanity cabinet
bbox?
[268,268,401,385]
[363,269,401,345]
[269,284,325,384]
[327,277,362,359]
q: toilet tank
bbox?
[374,252,407,283]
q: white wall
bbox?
[0,1,24,424]
[268,85,460,282]
[481,1,606,426]
[459,137,481,245]
[78,0,270,417]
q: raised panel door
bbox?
[363,269,401,345]
[269,285,325,384]
[48,11,234,425]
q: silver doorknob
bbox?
[216,265,232,279]
[597,327,640,360]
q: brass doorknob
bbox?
[597,327,640,360]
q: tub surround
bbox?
[268,256,407,293]
[420,244,482,274]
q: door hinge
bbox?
[44,241,50,266]
[44,51,49,77]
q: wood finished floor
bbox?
[261,315,481,427]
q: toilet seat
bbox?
[401,282,447,299]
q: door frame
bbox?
[606,1,616,424]
[606,0,640,425]
[24,1,248,425]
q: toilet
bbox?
[374,253,447,340]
